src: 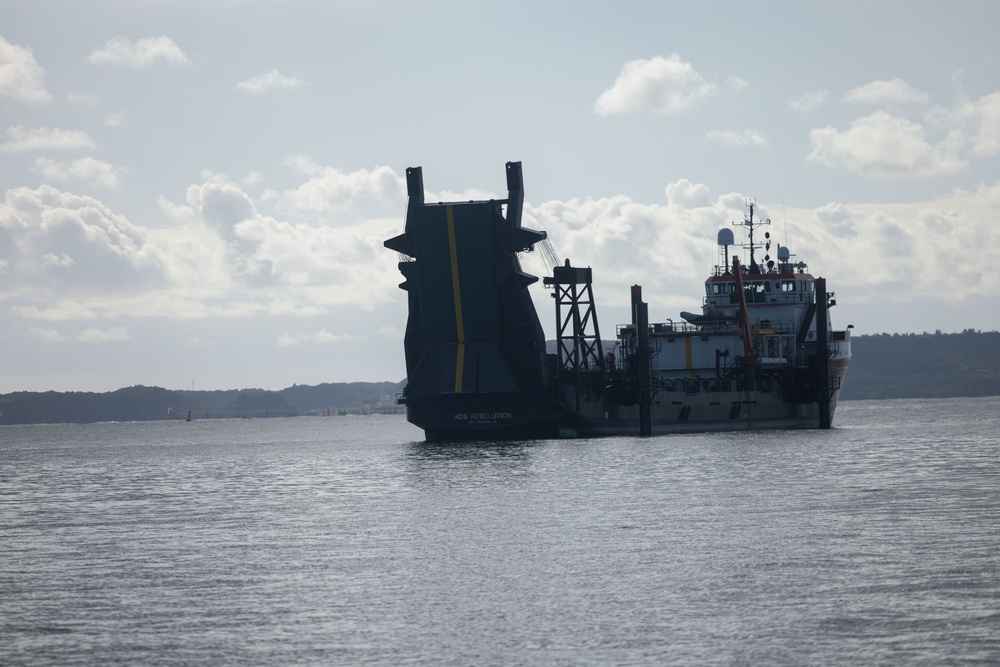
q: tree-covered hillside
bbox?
[0,381,405,425]
[839,330,1000,400]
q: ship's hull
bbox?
[405,394,564,442]
[408,363,848,442]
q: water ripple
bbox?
[1,399,998,665]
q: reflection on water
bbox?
[2,397,999,666]
[407,439,534,460]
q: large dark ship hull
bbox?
[407,365,849,441]
[386,162,851,442]
[404,395,564,442]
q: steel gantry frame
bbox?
[545,262,604,377]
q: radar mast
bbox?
[733,199,772,274]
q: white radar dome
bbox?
[777,246,790,261]
[717,229,735,246]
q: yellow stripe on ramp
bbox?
[446,205,465,393]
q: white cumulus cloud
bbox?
[952,91,1000,158]
[87,36,189,69]
[844,78,929,106]
[2,158,998,392]
[594,54,716,115]
[158,170,406,305]
[13,303,99,322]
[0,36,51,103]
[186,181,257,229]
[30,327,66,343]
[1,125,96,152]
[277,328,353,348]
[523,180,1000,322]
[235,69,305,94]
[789,90,829,112]
[808,111,966,178]
[377,325,402,339]
[705,128,769,147]
[78,326,129,343]
[67,92,99,109]
[41,252,75,267]
[0,185,161,298]
[103,110,127,127]
[32,157,128,190]
[664,180,712,208]
[268,162,406,221]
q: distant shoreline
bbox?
[3,331,998,425]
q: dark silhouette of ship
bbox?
[385,162,850,441]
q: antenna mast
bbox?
[733,199,772,274]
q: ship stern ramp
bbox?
[385,162,559,439]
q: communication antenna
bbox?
[732,198,771,274]
[783,197,788,247]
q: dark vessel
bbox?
[385,162,850,441]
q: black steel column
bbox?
[637,299,652,437]
[815,277,831,429]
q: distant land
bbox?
[837,330,1000,400]
[0,382,406,425]
[1,331,997,425]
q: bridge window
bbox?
[781,280,796,292]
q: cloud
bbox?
[789,90,829,112]
[523,179,1000,322]
[13,303,98,322]
[31,157,128,190]
[267,162,406,221]
[844,78,929,106]
[725,76,750,92]
[41,252,75,267]
[103,110,127,127]
[3,162,998,389]
[705,128,769,147]
[186,181,257,229]
[0,36,51,103]
[523,189,726,310]
[30,327,66,343]
[1,125,96,152]
[781,183,1000,300]
[235,69,305,94]
[594,54,716,115]
[78,326,129,343]
[160,170,407,303]
[285,154,323,177]
[67,92,99,109]
[277,328,354,348]
[377,325,402,339]
[807,111,966,178]
[230,213,400,297]
[952,91,1000,158]
[241,171,264,187]
[664,180,712,208]
[0,185,161,297]
[87,36,189,69]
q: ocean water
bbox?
[2,397,998,666]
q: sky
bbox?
[1,0,999,393]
